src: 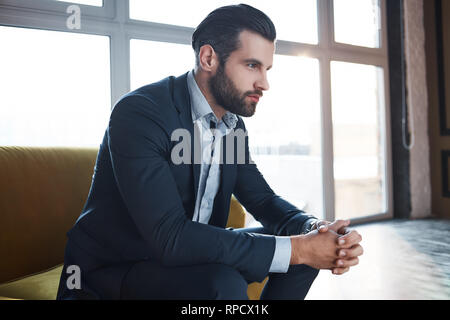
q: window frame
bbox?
[0,0,393,224]
[0,0,115,19]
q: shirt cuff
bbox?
[268,236,292,273]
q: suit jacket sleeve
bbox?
[107,94,275,282]
[233,118,317,236]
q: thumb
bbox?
[318,223,328,233]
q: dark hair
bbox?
[192,4,276,66]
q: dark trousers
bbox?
[57,227,319,300]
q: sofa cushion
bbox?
[226,195,246,228]
[0,262,265,300]
[0,265,63,300]
[0,147,98,284]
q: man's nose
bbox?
[255,72,270,91]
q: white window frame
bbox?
[0,0,393,224]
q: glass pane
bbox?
[55,0,103,6]
[0,26,111,147]
[333,0,381,48]
[331,61,386,219]
[245,0,317,44]
[130,39,193,90]
[245,56,323,222]
[129,0,318,44]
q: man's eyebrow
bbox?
[243,59,272,70]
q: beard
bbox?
[208,62,261,117]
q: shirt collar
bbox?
[187,70,238,129]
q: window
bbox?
[129,0,318,44]
[331,61,387,219]
[130,40,192,91]
[0,0,392,223]
[333,0,381,48]
[0,26,110,147]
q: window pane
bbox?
[333,0,381,48]
[130,39,193,90]
[0,26,111,147]
[245,0,317,44]
[331,61,386,219]
[55,0,103,6]
[129,0,318,44]
[245,56,323,220]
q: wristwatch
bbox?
[302,219,318,234]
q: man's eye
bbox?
[247,63,257,69]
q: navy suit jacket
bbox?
[66,72,314,290]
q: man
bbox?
[57,4,363,300]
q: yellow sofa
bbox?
[0,146,266,300]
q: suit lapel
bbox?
[172,73,201,200]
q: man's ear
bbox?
[198,44,219,73]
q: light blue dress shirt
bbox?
[187,70,291,273]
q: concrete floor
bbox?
[305,219,450,300]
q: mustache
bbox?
[244,90,263,98]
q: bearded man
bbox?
[57,4,363,300]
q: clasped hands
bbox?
[290,219,364,275]
[310,219,363,275]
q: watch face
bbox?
[303,221,314,234]
[308,220,317,232]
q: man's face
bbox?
[208,30,274,117]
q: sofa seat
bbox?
[0,265,63,300]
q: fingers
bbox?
[334,257,359,269]
[337,230,362,248]
[337,226,350,235]
[338,244,364,259]
[317,219,349,234]
[331,243,363,275]
[329,219,350,234]
[332,267,349,275]
[331,255,360,275]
